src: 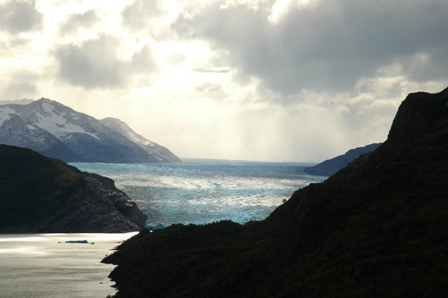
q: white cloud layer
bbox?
[1,0,447,161]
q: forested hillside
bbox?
[103,88,448,297]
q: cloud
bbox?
[130,44,155,73]
[0,0,42,34]
[3,81,38,99]
[166,52,187,65]
[59,10,99,35]
[54,35,126,88]
[0,70,39,100]
[121,0,176,40]
[173,0,448,98]
[54,35,157,89]
[193,68,231,74]
[122,0,164,29]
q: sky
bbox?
[1,0,447,162]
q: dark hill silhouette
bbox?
[103,87,448,297]
[0,145,146,232]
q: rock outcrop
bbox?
[381,87,448,149]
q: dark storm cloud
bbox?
[59,10,99,34]
[173,0,448,96]
[54,35,156,89]
[400,45,448,83]
[0,1,42,34]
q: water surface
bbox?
[0,233,136,298]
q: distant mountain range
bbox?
[305,143,382,176]
[0,98,181,163]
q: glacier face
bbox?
[0,98,180,163]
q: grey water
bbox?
[0,233,136,298]
[71,159,327,228]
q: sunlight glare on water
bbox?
[0,233,137,298]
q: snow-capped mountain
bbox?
[0,98,181,163]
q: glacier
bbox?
[72,159,326,227]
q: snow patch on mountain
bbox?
[33,101,98,139]
[0,107,15,126]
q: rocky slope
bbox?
[0,98,180,163]
[0,114,80,161]
[304,143,382,176]
[103,87,448,297]
[0,145,147,233]
[100,117,181,162]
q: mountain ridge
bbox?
[100,117,181,162]
[304,143,382,176]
